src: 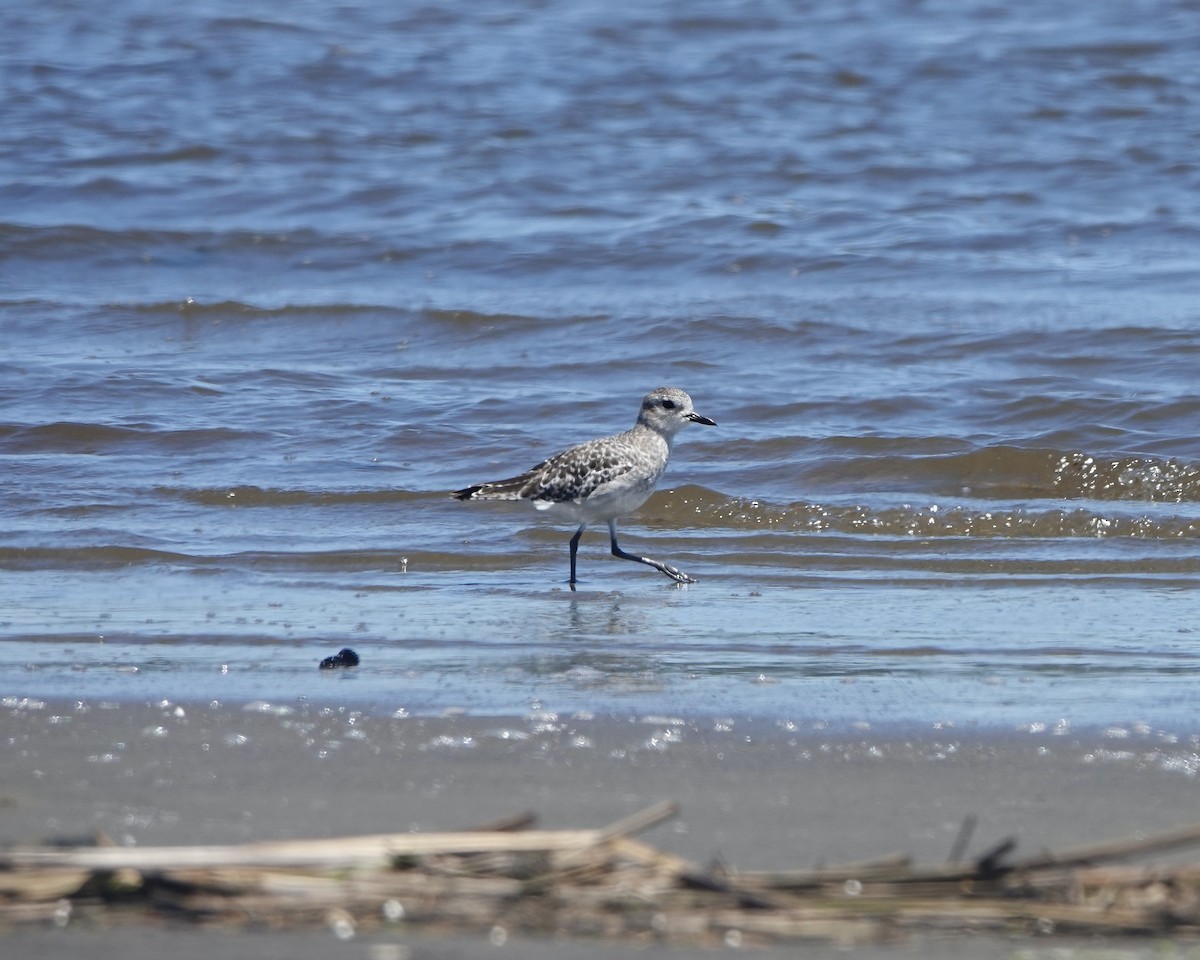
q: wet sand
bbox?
[4,698,1200,958]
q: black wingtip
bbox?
[451,485,481,501]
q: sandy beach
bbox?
[4,698,1200,957]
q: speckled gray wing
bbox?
[452,435,635,503]
[521,438,637,502]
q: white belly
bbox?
[533,473,659,525]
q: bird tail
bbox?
[451,474,533,501]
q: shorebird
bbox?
[452,387,716,585]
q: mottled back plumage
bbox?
[453,387,716,585]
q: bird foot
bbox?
[660,564,697,585]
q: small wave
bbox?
[773,445,1200,503]
[718,499,1200,540]
[0,422,261,455]
[1028,41,1167,62]
[1052,452,1200,502]
[656,486,1200,540]
[0,544,446,573]
[69,144,223,169]
[0,545,193,570]
[421,308,588,331]
[159,485,428,507]
[129,298,407,319]
[952,448,1200,503]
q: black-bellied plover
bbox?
[452,387,716,585]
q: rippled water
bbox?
[3,0,1200,731]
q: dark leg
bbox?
[607,520,696,584]
[569,524,585,586]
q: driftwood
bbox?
[5,801,1200,945]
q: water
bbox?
[3,0,1200,732]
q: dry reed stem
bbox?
[6,803,1200,944]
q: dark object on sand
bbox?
[318,647,360,670]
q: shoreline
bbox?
[5,696,1198,860]
[5,697,1200,956]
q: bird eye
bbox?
[661,399,676,409]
